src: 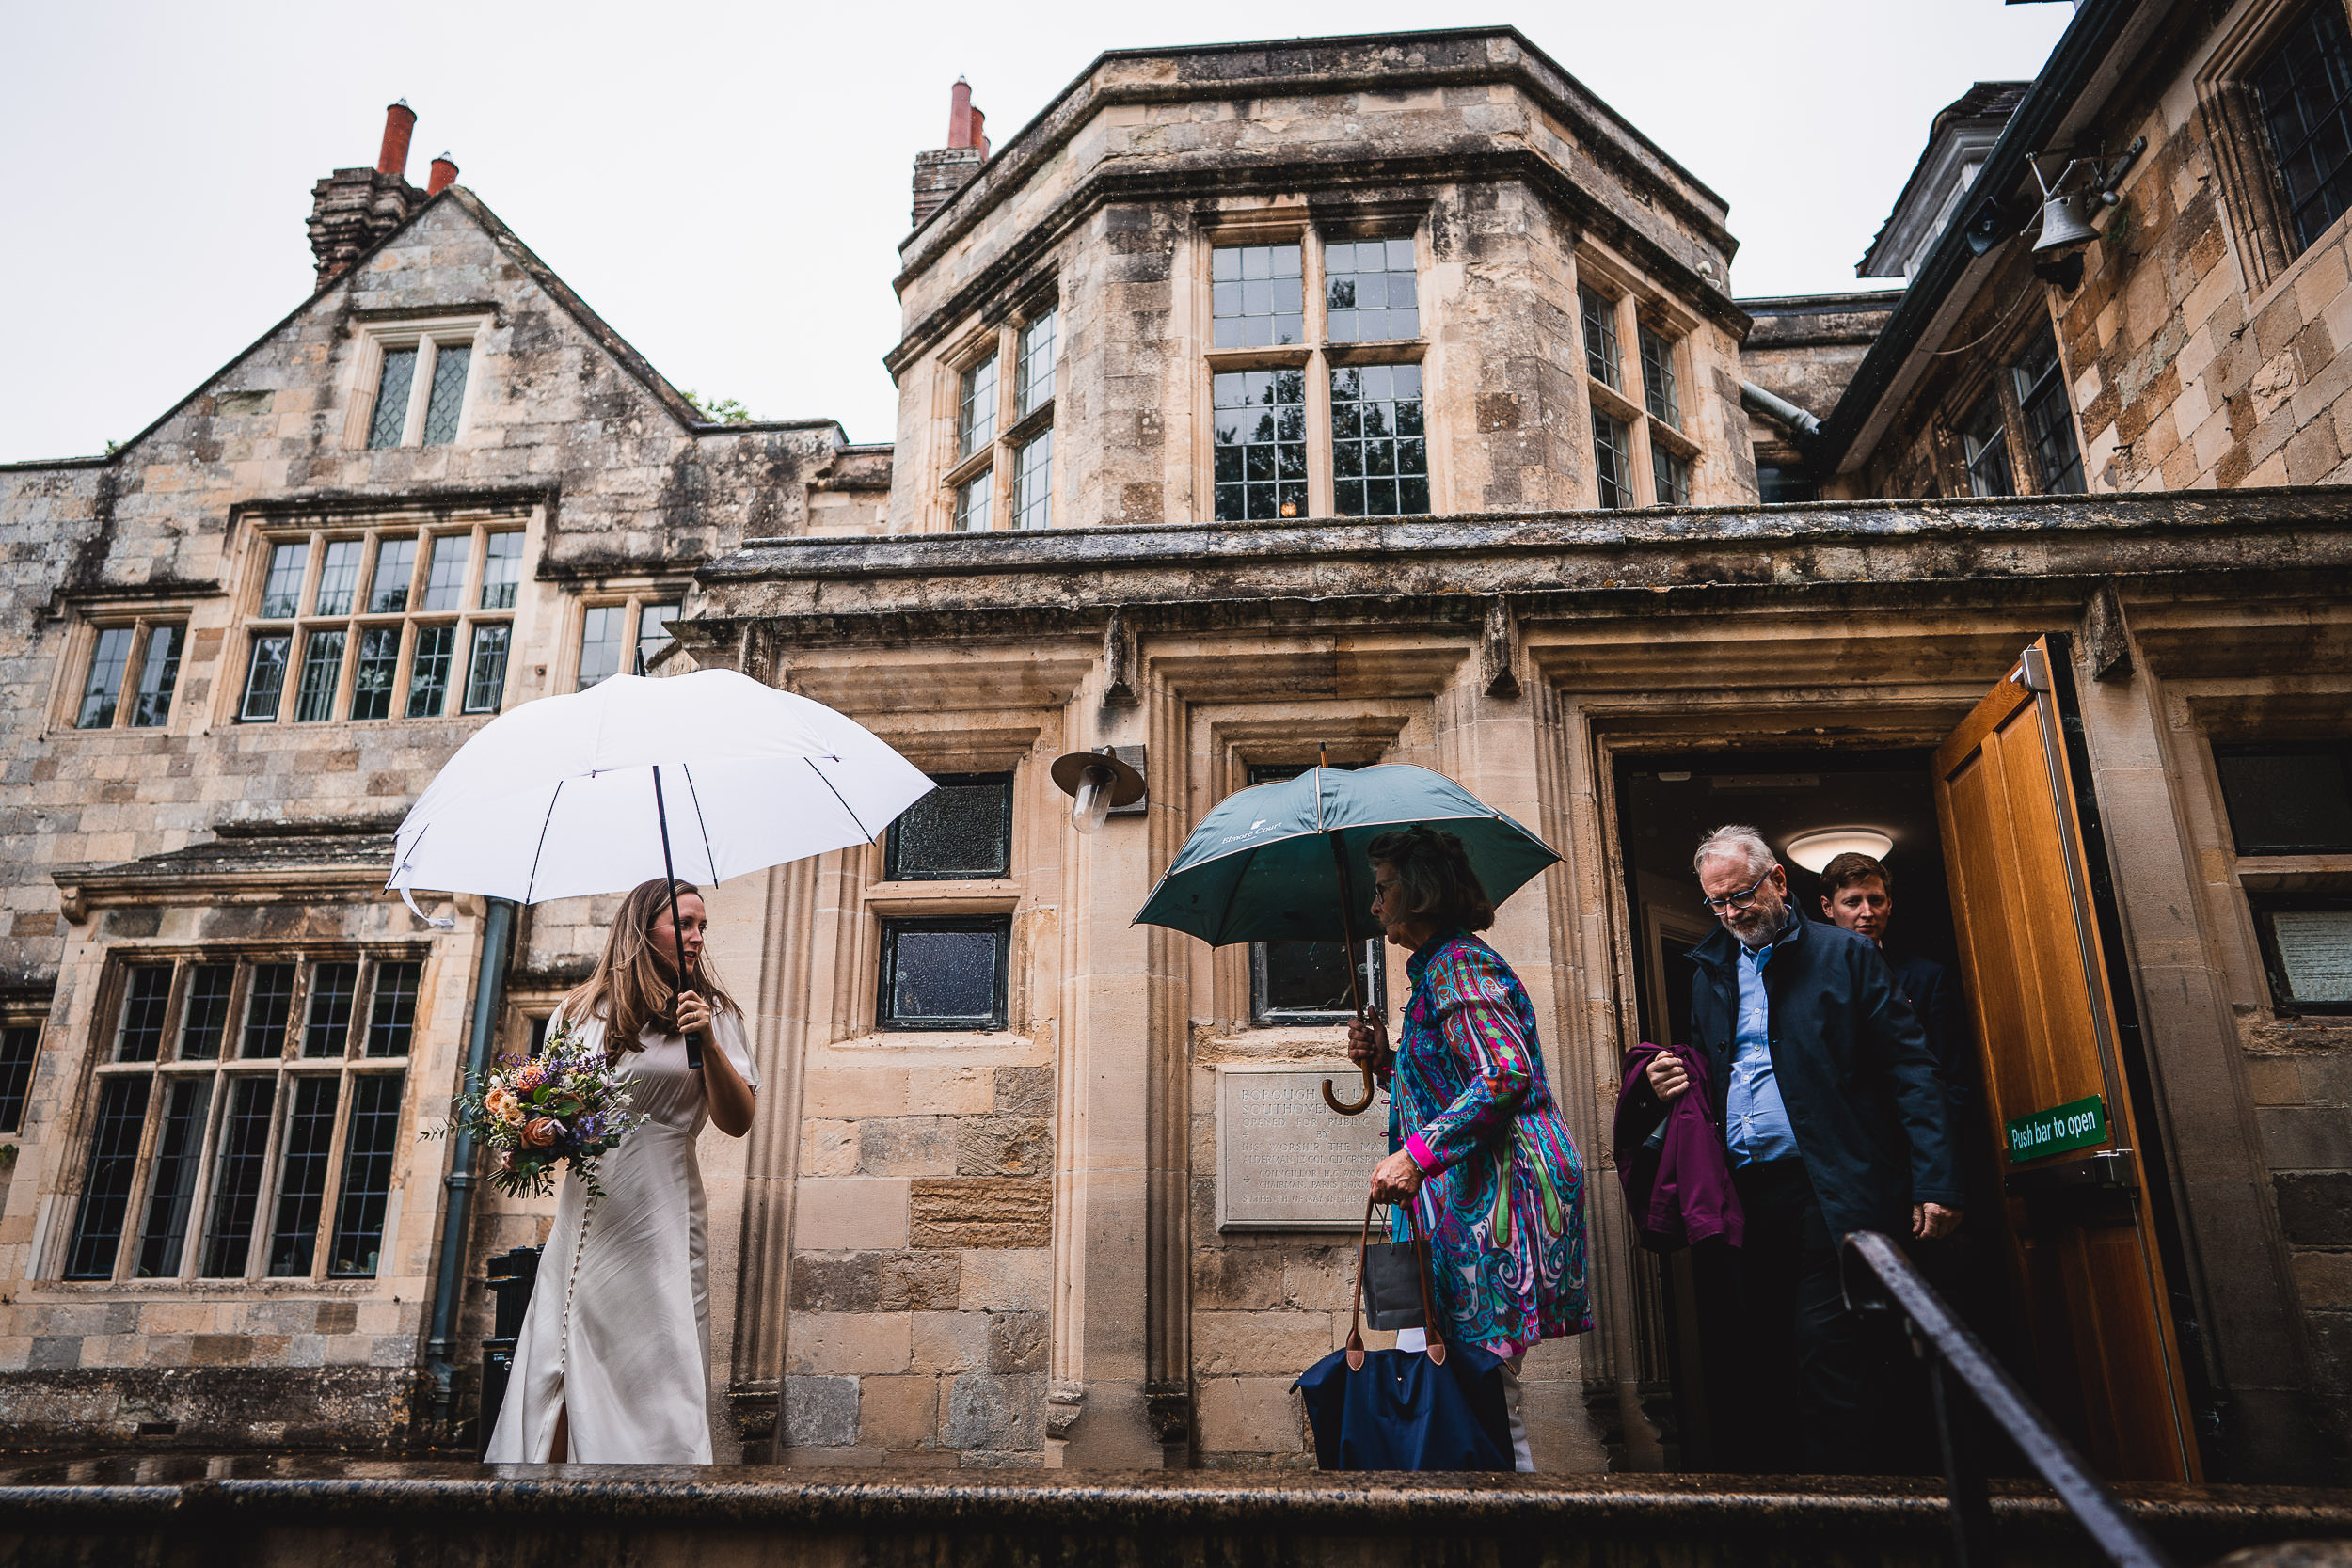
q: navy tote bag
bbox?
[1294,1196,1514,1471]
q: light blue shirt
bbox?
[1725,924,1800,1167]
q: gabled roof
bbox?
[1855,81,2029,278]
[1,185,838,471]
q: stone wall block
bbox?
[955,1117,1051,1176]
[789,1251,882,1313]
[879,1249,961,1311]
[1193,1245,1286,1310]
[782,1376,860,1447]
[1192,1310,1343,1376]
[786,1312,912,1375]
[987,1311,1048,1374]
[910,1310,989,1373]
[861,1117,958,1176]
[859,1372,941,1447]
[958,1247,1051,1313]
[942,1371,1044,1450]
[909,1177,1050,1247]
[2275,1173,2352,1247]
[992,1066,1054,1117]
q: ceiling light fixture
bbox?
[1783,828,1894,874]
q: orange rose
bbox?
[522,1117,562,1148]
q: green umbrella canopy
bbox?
[1133,764,1562,946]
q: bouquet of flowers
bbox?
[429,1018,644,1199]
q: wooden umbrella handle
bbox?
[1323,1065,1375,1116]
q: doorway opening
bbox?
[1612,745,1993,1472]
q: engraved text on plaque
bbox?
[1216,1066,1393,1230]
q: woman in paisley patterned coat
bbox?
[1346,824,1590,1471]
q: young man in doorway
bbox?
[1818,851,1969,1126]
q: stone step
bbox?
[2,1462,2349,1568]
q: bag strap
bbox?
[1348,1190,1449,1370]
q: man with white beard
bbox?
[1633,824,1961,1474]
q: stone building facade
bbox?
[0,13,2348,1487]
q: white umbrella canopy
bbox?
[389,670,933,911]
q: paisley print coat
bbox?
[1385,930,1592,1354]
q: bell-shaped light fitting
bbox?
[1072,766,1116,835]
[1783,828,1894,875]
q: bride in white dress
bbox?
[485,878,757,1465]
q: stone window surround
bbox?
[1571,248,1703,509]
[2195,0,2352,299]
[934,294,1059,533]
[823,728,1040,1048]
[50,607,198,735]
[227,507,532,728]
[0,1007,48,1136]
[42,940,432,1288]
[1196,213,1441,521]
[345,312,489,451]
[561,579,691,690]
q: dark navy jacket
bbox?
[1888,951,1969,1121]
[1687,914,1963,1242]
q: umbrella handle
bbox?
[1322,1066,1375,1116]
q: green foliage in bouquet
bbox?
[426,1017,644,1199]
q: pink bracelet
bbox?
[1406,1132,1439,1174]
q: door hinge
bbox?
[2018,644,2054,693]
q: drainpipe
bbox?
[424,895,516,1445]
[1740,379,1823,442]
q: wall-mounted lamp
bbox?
[1050,746,1147,835]
[1782,828,1894,875]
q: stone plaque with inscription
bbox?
[1216,1066,1392,1230]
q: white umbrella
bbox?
[388,669,933,1064]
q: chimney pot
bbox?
[427,154,458,196]
[377,100,417,180]
[970,108,988,159]
[948,79,973,148]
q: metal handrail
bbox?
[1839,1229,2175,1568]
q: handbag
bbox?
[1360,1201,1428,1331]
[1292,1194,1514,1471]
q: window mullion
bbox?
[312,1069,359,1283]
[1306,352,1335,519]
[403,341,437,448]
[108,1053,175,1281]
[242,1071,293,1279]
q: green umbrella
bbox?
[1133,762,1561,1113]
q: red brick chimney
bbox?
[912,77,989,230]
[428,153,459,196]
[378,100,417,180]
[308,100,432,285]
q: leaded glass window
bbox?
[1213,368,1308,521]
[1962,392,2015,497]
[885,772,1014,880]
[407,625,455,718]
[1325,237,1419,342]
[131,626,183,728]
[479,530,522,610]
[1652,446,1692,507]
[76,627,135,729]
[2251,3,2352,258]
[636,603,679,673]
[368,348,417,449]
[960,355,998,459]
[1014,430,1053,530]
[1329,363,1428,516]
[578,605,625,689]
[260,542,310,618]
[956,470,993,532]
[369,537,417,613]
[1581,285,1622,391]
[1213,244,1305,347]
[421,535,469,612]
[1017,310,1057,417]
[1593,411,1633,509]
[240,634,291,721]
[464,623,510,714]
[2011,330,2084,495]
[878,917,1012,1030]
[294,630,345,722]
[1245,764,1386,1023]
[0,1024,39,1132]
[421,343,470,444]
[71,951,421,1282]
[1639,324,1680,429]
[314,540,362,616]
[351,627,401,721]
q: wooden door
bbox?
[1932,635,2201,1481]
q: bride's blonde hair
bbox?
[561,878,740,1052]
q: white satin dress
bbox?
[485,1008,758,1465]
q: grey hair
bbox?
[1693,823,1775,879]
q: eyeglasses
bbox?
[1700,869,1772,913]
[1373,879,1400,896]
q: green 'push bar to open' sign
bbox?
[2005,1093,2109,1164]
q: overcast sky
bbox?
[1,2,2074,463]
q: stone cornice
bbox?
[690,489,2352,643]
